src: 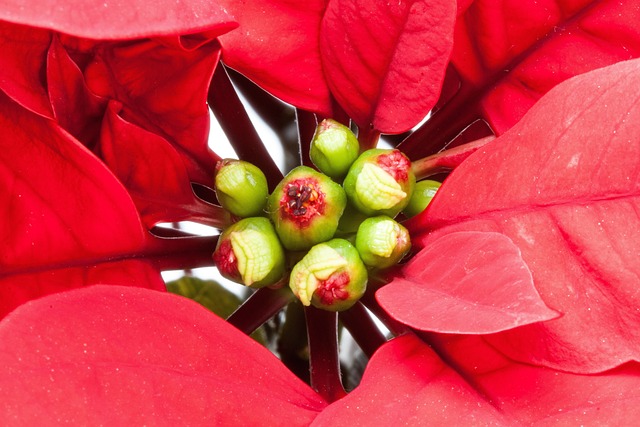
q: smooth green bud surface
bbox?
[267,166,347,251]
[289,239,367,311]
[402,180,441,218]
[355,216,411,268]
[215,159,269,218]
[309,119,360,180]
[212,217,285,288]
[343,149,415,218]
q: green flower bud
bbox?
[289,239,367,311]
[355,216,411,268]
[343,149,415,218]
[215,159,268,217]
[212,217,285,288]
[309,119,360,180]
[402,179,441,218]
[267,166,347,251]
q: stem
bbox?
[208,64,283,190]
[296,108,317,168]
[357,126,381,151]
[399,85,481,160]
[305,306,346,402]
[339,302,388,358]
[358,277,410,337]
[277,302,310,384]
[226,287,293,335]
[411,135,495,179]
[146,233,218,272]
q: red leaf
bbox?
[313,334,640,425]
[312,334,506,425]
[0,92,147,272]
[218,0,332,116]
[409,59,640,373]
[451,0,640,134]
[433,334,640,425]
[0,0,236,40]
[320,0,456,133]
[84,38,221,185]
[0,21,52,116]
[377,231,558,334]
[0,286,326,424]
[0,261,165,318]
[47,35,105,147]
[99,102,225,228]
[0,89,207,318]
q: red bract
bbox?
[320,0,455,133]
[218,0,332,116]
[0,0,236,39]
[452,0,640,134]
[377,231,558,334]
[313,334,640,425]
[405,58,640,373]
[1,0,640,424]
[0,89,215,317]
[0,286,327,424]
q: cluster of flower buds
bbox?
[212,119,439,311]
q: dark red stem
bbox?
[339,302,388,358]
[208,64,283,191]
[296,108,317,168]
[358,278,410,337]
[305,306,347,402]
[357,126,380,151]
[226,287,293,335]
[399,85,481,160]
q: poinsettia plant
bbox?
[1,0,640,424]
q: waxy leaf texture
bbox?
[0,91,167,317]
[313,334,640,425]
[0,286,327,425]
[218,0,332,116]
[0,0,236,39]
[410,58,640,373]
[320,0,456,133]
[377,231,558,334]
[452,0,640,134]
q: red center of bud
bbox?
[377,151,411,182]
[213,239,240,280]
[280,178,325,225]
[316,272,350,305]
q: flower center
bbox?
[212,239,239,280]
[377,150,411,182]
[316,272,350,305]
[281,179,325,224]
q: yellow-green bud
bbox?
[355,216,411,268]
[402,180,441,218]
[343,149,415,218]
[267,166,347,251]
[212,217,285,288]
[215,159,268,218]
[289,239,367,311]
[309,119,360,180]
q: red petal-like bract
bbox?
[409,59,640,373]
[0,91,168,317]
[218,0,332,116]
[377,231,558,334]
[100,102,222,228]
[0,286,327,425]
[0,0,236,39]
[312,334,640,425]
[452,0,640,134]
[84,37,221,185]
[320,0,456,133]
